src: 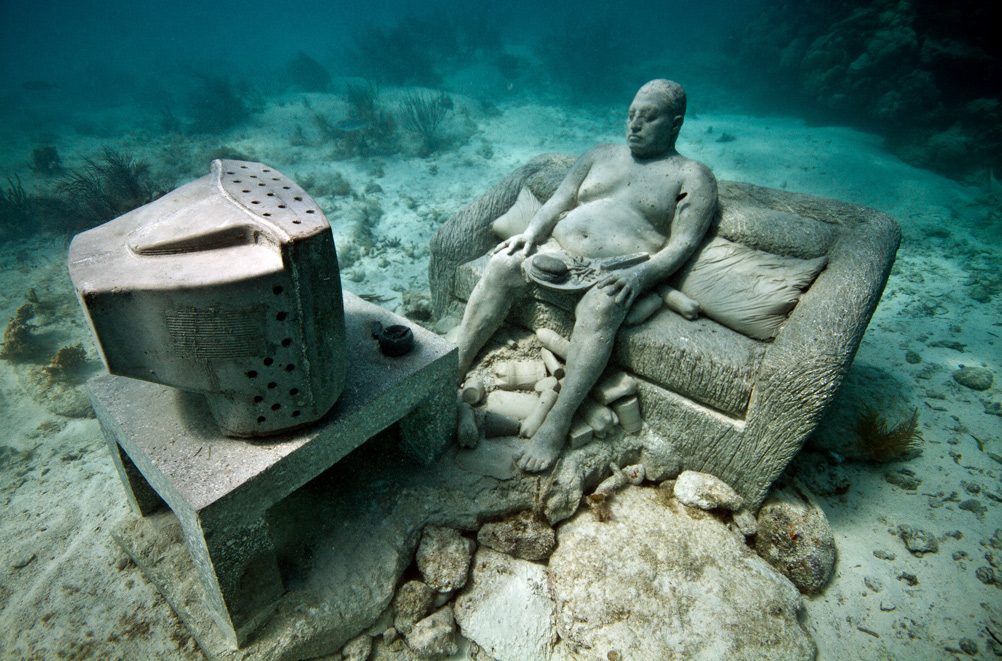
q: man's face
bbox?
[626,92,678,158]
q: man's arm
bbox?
[495,148,600,256]
[640,161,717,288]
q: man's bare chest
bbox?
[577,161,680,218]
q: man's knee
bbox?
[483,250,528,291]
[576,288,628,331]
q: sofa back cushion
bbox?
[491,186,542,239]
[672,237,828,341]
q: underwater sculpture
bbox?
[72,160,457,648]
[431,83,901,508]
[68,159,346,437]
[453,80,718,472]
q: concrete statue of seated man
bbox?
[455,79,719,472]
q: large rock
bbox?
[416,526,475,593]
[476,510,557,561]
[454,548,557,661]
[393,580,435,634]
[548,486,815,660]
[754,482,837,594]
[118,412,757,660]
[673,470,744,511]
[405,606,458,659]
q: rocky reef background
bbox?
[735,0,1001,183]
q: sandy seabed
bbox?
[1,86,1000,660]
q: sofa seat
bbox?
[455,255,766,419]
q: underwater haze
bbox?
[1,0,1000,658]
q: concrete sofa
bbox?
[430,154,899,507]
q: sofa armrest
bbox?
[736,192,901,501]
[429,154,574,316]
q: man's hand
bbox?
[491,231,539,258]
[596,266,646,308]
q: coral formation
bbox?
[350,20,441,86]
[30,146,63,175]
[44,343,87,382]
[754,483,837,594]
[737,0,1001,181]
[0,304,36,360]
[284,51,331,93]
[186,74,251,134]
[313,83,397,158]
[855,407,923,461]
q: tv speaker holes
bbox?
[273,285,284,295]
[285,364,296,372]
[267,382,277,390]
[281,338,292,347]
[289,388,299,396]
[257,416,266,423]
[271,403,281,411]
[253,395,264,403]
[263,357,274,367]
[292,410,301,418]
[246,370,258,379]
[276,311,288,321]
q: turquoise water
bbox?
[1,1,1000,658]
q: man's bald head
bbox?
[627,80,687,157]
[636,80,686,123]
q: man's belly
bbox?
[551,201,666,258]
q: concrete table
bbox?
[88,293,457,648]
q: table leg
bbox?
[180,513,285,648]
[399,376,455,465]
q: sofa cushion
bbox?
[672,237,828,341]
[491,186,541,240]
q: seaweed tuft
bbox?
[399,91,452,156]
[0,175,34,233]
[58,148,166,230]
[855,407,923,461]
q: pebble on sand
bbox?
[953,366,993,391]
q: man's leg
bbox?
[456,250,529,378]
[515,286,628,471]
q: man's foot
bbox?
[514,420,565,472]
